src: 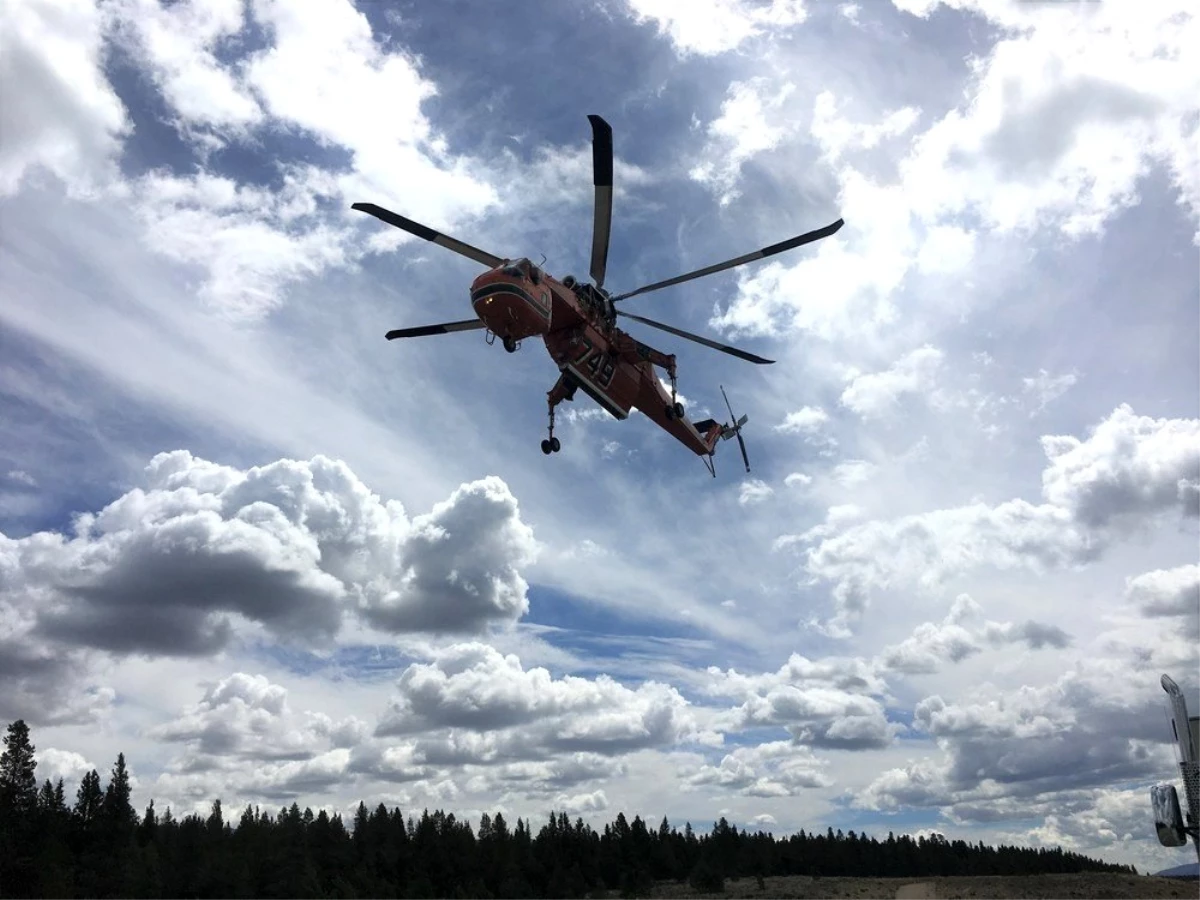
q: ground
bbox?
[646,872,1197,898]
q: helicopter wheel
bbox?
[672,402,685,419]
[503,336,518,353]
[550,436,561,453]
[541,439,552,455]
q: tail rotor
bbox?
[719,385,751,474]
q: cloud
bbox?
[1125,564,1199,619]
[0,451,538,669]
[0,0,130,198]
[689,78,798,205]
[375,643,701,758]
[859,658,1178,821]
[876,595,1071,675]
[108,0,262,133]
[149,672,368,770]
[775,406,829,435]
[831,460,877,487]
[1022,369,1079,415]
[683,741,831,796]
[705,2,1200,347]
[810,90,920,164]
[622,0,808,57]
[738,479,774,506]
[797,405,1198,632]
[1039,404,1200,529]
[706,653,897,750]
[839,346,944,419]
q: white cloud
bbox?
[775,405,829,434]
[109,0,262,133]
[738,479,774,506]
[375,643,701,757]
[831,459,877,487]
[133,169,352,319]
[622,0,808,57]
[706,1,1200,349]
[684,741,831,796]
[0,0,130,198]
[876,594,1071,675]
[1023,369,1079,415]
[784,473,812,488]
[798,405,1198,632]
[1125,564,1199,619]
[690,78,798,205]
[839,346,944,418]
[0,451,538,700]
[811,91,920,164]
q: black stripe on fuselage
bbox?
[470,282,550,319]
[564,364,627,420]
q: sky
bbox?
[1,0,1198,875]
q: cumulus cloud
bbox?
[0,451,538,676]
[1125,564,1199,619]
[876,595,1071,675]
[684,741,831,796]
[795,405,1198,632]
[149,672,368,768]
[376,643,701,758]
[0,0,131,198]
[706,653,896,750]
[856,643,1190,835]
[705,2,1200,344]
[775,405,829,435]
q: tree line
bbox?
[1,719,1135,897]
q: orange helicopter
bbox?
[354,115,843,476]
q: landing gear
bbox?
[664,368,683,420]
[503,336,518,353]
[542,374,576,456]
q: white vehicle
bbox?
[1151,674,1199,863]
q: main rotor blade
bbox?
[616,311,774,365]
[385,319,485,340]
[613,218,845,302]
[587,115,614,289]
[353,202,505,268]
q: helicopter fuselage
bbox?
[468,260,724,457]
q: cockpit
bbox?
[501,258,541,285]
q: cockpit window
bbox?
[502,258,530,279]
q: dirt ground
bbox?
[646,872,1197,899]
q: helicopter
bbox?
[354,115,843,476]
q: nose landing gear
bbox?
[503,336,519,353]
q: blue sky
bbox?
[1,0,1197,873]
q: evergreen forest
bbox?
[0,719,1137,898]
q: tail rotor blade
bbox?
[735,431,750,473]
[720,386,751,473]
[587,115,614,289]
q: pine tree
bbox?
[0,720,38,812]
